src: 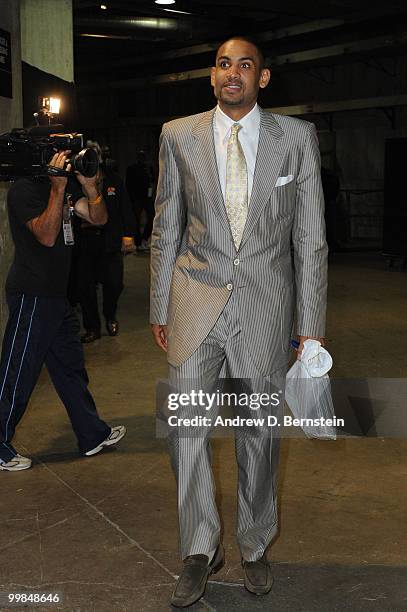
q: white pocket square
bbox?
[275,174,294,187]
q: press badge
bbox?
[63,193,75,246]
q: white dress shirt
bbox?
[213,103,261,202]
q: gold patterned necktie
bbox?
[225,122,248,249]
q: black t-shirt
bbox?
[77,172,136,254]
[6,176,84,296]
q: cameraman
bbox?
[0,150,126,472]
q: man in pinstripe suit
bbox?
[151,37,328,607]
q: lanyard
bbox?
[62,192,74,245]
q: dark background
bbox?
[21,0,407,255]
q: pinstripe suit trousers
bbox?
[168,291,285,562]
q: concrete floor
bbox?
[0,252,406,612]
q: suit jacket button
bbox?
[227,283,233,291]
[233,258,240,266]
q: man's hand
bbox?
[48,150,71,190]
[27,152,72,246]
[74,169,101,203]
[296,335,325,360]
[151,324,168,352]
[121,236,135,255]
[74,168,98,190]
[73,169,107,225]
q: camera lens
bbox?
[72,148,98,177]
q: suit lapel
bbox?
[190,108,232,236]
[239,108,285,249]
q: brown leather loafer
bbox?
[171,544,224,608]
[242,553,274,595]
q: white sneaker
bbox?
[85,425,126,456]
[0,454,32,471]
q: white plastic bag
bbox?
[285,339,336,439]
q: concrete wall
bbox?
[20,0,74,82]
[0,0,23,336]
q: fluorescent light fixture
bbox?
[163,8,191,14]
[155,0,176,5]
[81,33,133,39]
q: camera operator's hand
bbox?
[74,170,101,207]
[28,150,72,247]
[48,151,71,189]
[74,170,98,192]
[73,169,108,226]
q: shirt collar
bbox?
[215,103,260,143]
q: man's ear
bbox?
[259,68,271,89]
[210,66,216,87]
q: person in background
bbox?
[321,165,341,252]
[0,149,126,471]
[77,141,136,343]
[126,150,154,252]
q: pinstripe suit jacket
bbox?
[150,106,328,375]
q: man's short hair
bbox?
[215,36,266,71]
